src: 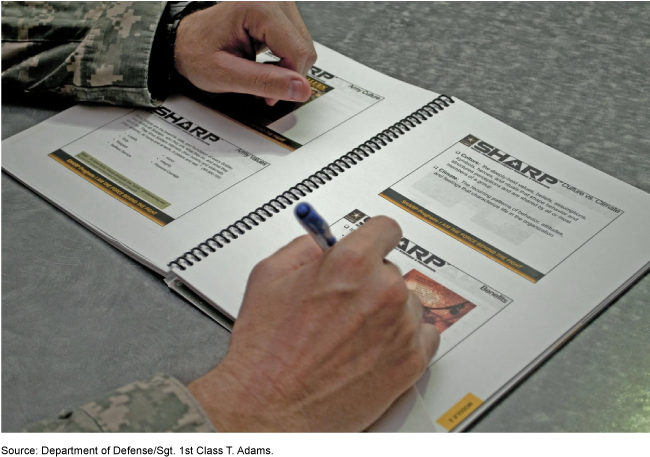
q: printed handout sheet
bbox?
[50,109,269,226]
[381,134,622,282]
[330,209,510,362]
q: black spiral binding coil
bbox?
[168,94,455,271]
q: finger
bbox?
[336,216,403,261]
[214,53,311,101]
[247,5,317,77]
[419,321,441,365]
[407,291,440,366]
[383,258,402,275]
[406,290,424,323]
[277,2,317,75]
[405,291,439,366]
[265,97,279,107]
[278,2,314,44]
[259,4,316,106]
[379,259,404,289]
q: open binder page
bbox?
[1,42,435,274]
[173,98,650,431]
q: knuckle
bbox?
[330,246,370,276]
[306,48,318,66]
[250,257,273,279]
[290,39,317,70]
[295,44,312,61]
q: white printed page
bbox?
[382,134,622,282]
[49,109,269,225]
[329,210,510,365]
[1,42,437,273]
[174,98,650,431]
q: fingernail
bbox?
[289,80,303,101]
[265,97,278,106]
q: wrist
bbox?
[160,2,216,87]
[187,361,240,432]
[187,354,310,432]
[172,7,203,81]
[188,357,271,432]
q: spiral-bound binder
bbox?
[168,94,455,271]
[163,91,650,432]
[4,40,650,433]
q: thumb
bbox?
[216,52,311,102]
[406,291,440,369]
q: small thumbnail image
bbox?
[403,269,476,334]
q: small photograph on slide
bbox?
[403,269,476,333]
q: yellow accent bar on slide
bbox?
[49,153,167,226]
[380,193,540,283]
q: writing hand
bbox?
[188,216,440,432]
[174,2,317,106]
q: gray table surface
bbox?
[3,2,650,432]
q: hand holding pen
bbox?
[190,203,439,432]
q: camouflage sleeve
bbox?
[24,374,217,432]
[1,1,168,107]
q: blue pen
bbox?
[294,202,337,251]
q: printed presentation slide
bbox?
[201,52,384,150]
[330,209,511,363]
[49,109,269,226]
[380,134,624,282]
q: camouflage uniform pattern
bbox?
[25,374,217,432]
[4,3,217,433]
[1,1,167,107]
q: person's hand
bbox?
[174,1,317,106]
[188,216,440,432]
